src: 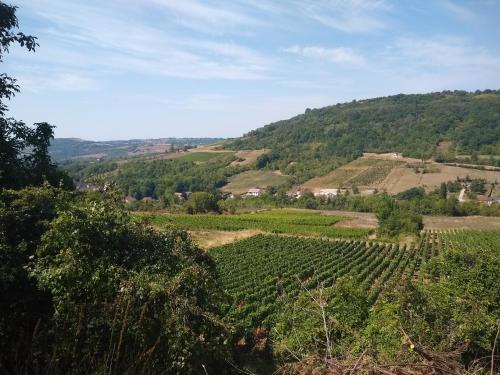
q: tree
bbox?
[438,182,447,199]
[0,2,71,189]
[32,193,229,373]
[185,191,219,213]
[470,178,487,194]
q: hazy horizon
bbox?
[6,0,500,140]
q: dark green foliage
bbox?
[185,191,220,213]
[0,186,70,371]
[62,159,119,182]
[115,153,241,198]
[364,230,500,363]
[0,188,229,374]
[227,91,500,181]
[377,195,423,236]
[274,278,369,358]
[0,120,73,189]
[469,178,486,194]
[395,187,426,201]
[33,193,228,373]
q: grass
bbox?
[140,209,370,239]
[221,170,290,194]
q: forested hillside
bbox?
[227,90,500,181]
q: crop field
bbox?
[147,210,370,239]
[439,229,500,251]
[211,232,443,331]
[300,157,404,191]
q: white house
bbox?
[245,188,263,197]
[288,190,303,199]
[314,188,343,197]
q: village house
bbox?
[478,195,500,207]
[314,188,346,198]
[174,192,184,199]
[288,189,303,199]
[244,188,263,197]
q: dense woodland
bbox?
[228,90,500,181]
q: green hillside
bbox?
[227,90,500,182]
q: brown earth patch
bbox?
[230,149,268,166]
[423,215,500,230]
[190,229,263,249]
[379,164,500,194]
[326,211,378,229]
[300,157,404,192]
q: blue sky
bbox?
[5,0,500,140]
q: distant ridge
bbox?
[226,90,500,182]
[50,137,224,161]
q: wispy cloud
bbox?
[392,36,500,69]
[298,0,391,33]
[18,72,98,93]
[440,0,476,22]
[148,0,264,33]
[282,45,365,65]
[14,0,272,81]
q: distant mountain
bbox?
[226,90,500,182]
[49,137,224,161]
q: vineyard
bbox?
[211,231,445,333]
[146,210,370,238]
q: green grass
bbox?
[176,151,233,163]
[221,170,290,194]
[142,209,370,239]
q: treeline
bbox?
[227,90,500,181]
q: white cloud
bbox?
[282,45,365,65]
[13,0,272,81]
[18,72,98,93]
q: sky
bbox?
[5,0,500,141]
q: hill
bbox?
[299,152,500,195]
[49,137,224,161]
[226,90,500,183]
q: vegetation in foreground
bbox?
[211,230,499,374]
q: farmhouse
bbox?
[287,189,303,199]
[314,188,346,197]
[478,195,500,206]
[245,188,263,197]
